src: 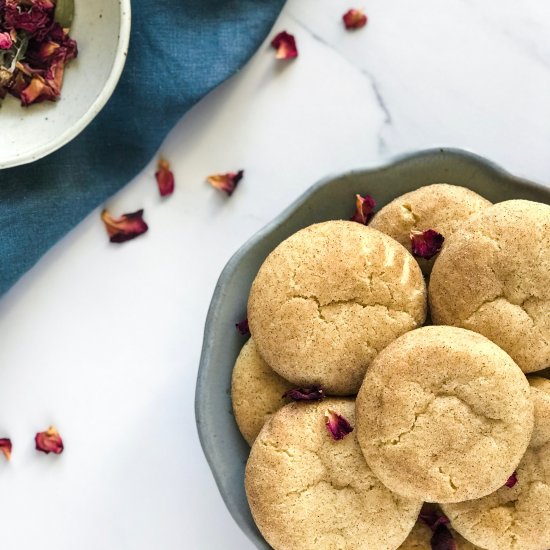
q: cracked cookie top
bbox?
[370,183,492,274]
[231,338,294,445]
[245,399,422,550]
[429,199,550,373]
[247,221,427,395]
[442,377,550,550]
[356,326,534,503]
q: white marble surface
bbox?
[0,0,549,548]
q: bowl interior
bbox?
[0,0,130,168]
[195,148,550,550]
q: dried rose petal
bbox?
[420,506,451,531]
[343,9,368,29]
[207,170,244,196]
[155,158,175,197]
[283,387,325,401]
[271,31,298,60]
[410,229,445,259]
[505,471,518,488]
[35,426,64,455]
[350,194,376,224]
[0,439,12,461]
[101,209,149,244]
[0,31,13,49]
[235,318,250,336]
[325,409,353,440]
[431,524,457,550]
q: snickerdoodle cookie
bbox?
[356,326,534,503]
[248,221,426,395]
[429,200,550,373]
[442,377,550,550]
[245,399,422,550]
[231,338,294,445]
[370,183,491,274]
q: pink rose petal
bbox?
[0,438,12,461]
[155,158,175,197]
[207,170,244,196]
[0,31,13,49]
[35,426,63,455]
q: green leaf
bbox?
[54,0,75,29]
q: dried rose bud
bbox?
[35,426,64,455]
[283,387,325,401]
[271,31,298,60]
[155,158,175,197]
[505,471,518,488]
[207,170,244,196]
[410,229,445,259]
[350,194,376,224]
[101,209,149,243]
[235,318,250,336]
[0,439,12,461]
[343,9,368,29]
[431,524,457,550]
[0,32,13,50]
[325,409,353,440]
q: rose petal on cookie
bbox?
[350,194,376,224]
[270,31,298,60]
[410,229,445,259]
[101,209,149,243]
[155,158,175,197]
[343,9,368,29]
[283,387,325,401]
[504,471,518,488]
[325,409,353,440]
[235,318,250,336]
[430,524,457,550]
[0,439,12,461]
[35,426,64,455]
[207,170,244,196]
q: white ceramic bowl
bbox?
[0,0,131,168]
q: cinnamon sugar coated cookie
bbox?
[356,326,534,503]
[245,399,422,550]
[231,338,294,445]
[442,377,550,550]
[429,200,550,373]
[248,221,426,395]
[370,183,491,274]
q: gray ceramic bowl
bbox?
[195,148,550,549]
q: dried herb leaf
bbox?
[54,0,75,29]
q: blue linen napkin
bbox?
[0,0,285,295]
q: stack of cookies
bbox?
[230,184,550,550]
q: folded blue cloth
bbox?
[0,0,284,295]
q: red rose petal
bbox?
[343,9,368,30]
[325,409,353,440]
[271,31,298,60]
[283,387,325,401]
[35,426,63,455]
[431,524,457,550]
[101,209,149,244]
[350,194,376,224]
[207,170,244,196]
[235,318,250,336]
[505,471,518,488]
[0,438,12,461]
[155,158,175,197]
[410,229,445,259]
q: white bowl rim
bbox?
[0,0,132,169]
